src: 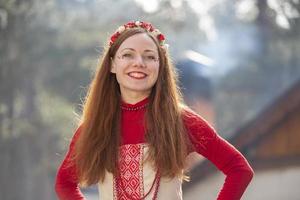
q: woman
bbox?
[55,21,254,200]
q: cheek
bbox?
[114,63,126,75]
[113,66,123,83]
[153,65,160,79]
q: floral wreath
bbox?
[109,21,168,49]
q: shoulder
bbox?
[69,124,83,147]
[181,107,216,135]
[181,107,217,151]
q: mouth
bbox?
[127,71,148,79]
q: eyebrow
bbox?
[120,48,157,53]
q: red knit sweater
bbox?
[55,98,254,199]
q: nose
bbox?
[133,55,146,68]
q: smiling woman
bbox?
[55,21,254,200]
[111,33,160,103]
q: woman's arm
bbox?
[55,126,86,200]
[183,109,254,200]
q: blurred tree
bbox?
[0,0,73,199]
[209,0,300,136]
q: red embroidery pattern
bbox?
[115,144,144,199]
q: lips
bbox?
[128,71,147,79]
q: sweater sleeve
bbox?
[183,109,254,200]
[55,126,86,200]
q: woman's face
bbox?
[111,33,160,101]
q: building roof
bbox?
[183,78,300,189]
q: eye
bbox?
[146,55,157,60]
[122,53,133,58]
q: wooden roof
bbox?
[183,78,300,189]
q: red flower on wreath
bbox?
[157,34,165,42]
[125,22,136,28]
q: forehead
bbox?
[117,33,158,53]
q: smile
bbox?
[128,72,147,79]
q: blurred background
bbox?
[1,0,300,199]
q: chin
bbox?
[123,86,152,94]
[131,88,152,93]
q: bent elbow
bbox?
[248,166,254,181]
[242,165,254,184]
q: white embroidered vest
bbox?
[98,143,183,200]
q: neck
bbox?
[121,91,150,104]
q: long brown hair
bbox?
[74,27,190,186]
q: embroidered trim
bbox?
[121,104,148,111]
[115,144,143,199]
[113,176,117,200]
[114,144,161,200]
[139,144,145,197]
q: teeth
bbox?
[128,72,146,78]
